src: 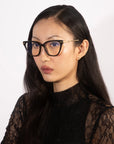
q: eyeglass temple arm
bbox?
[63,39,79,43]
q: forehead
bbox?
[32,17,74,41]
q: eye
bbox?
[49,41,60,48]
[32,42,40,49]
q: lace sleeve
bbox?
[91,106,114,144]
[1,94,28,144]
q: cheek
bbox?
[59,46,76,64]
[33,57,40,68]
[54,50,77,73]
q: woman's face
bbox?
[32,17,79,90]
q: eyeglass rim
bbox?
[23,39,79,57]
[23,40,63,57]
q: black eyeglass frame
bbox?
[23,39,79,57]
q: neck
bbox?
[53,79,79,92]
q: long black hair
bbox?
[21,5,112,144]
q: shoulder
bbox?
[16,93,29,102]
[97,106,114,131]
[15,91,43,114]
[15,93,30,107]
[87,94,113,113]
[11,93,31,119]
[85,94,114,143]
[90,105,114,144]
[1,93,30,143]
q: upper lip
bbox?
[41,65,53,70]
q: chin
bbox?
[44,79,54,82]
[42,76,58,83]
[42,77,55,82]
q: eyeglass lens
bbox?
[25,41,61,56]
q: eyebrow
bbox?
[47,35,63,39]
[32,36,40,40]
[32,35,63,41]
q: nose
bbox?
[39,46,50,62]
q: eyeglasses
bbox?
[23,39,79,57]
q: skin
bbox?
[32,17,89,92]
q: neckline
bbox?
[53,83,79,95]
[51,83,84,106]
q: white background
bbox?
[0,0,114,141]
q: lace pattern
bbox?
[1,93,114,144]
[91,107,114,144]
[1,94,28,144]
[85,94,114,144]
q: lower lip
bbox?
[42,69,53,74]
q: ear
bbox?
[75,39,89,60]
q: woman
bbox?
[1,5,114,144]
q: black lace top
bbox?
[1,83,114,144]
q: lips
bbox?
[41,65,53,74]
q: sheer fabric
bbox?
[85,95,114,144]
[1,84,114,144]
[1,95,27,144]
